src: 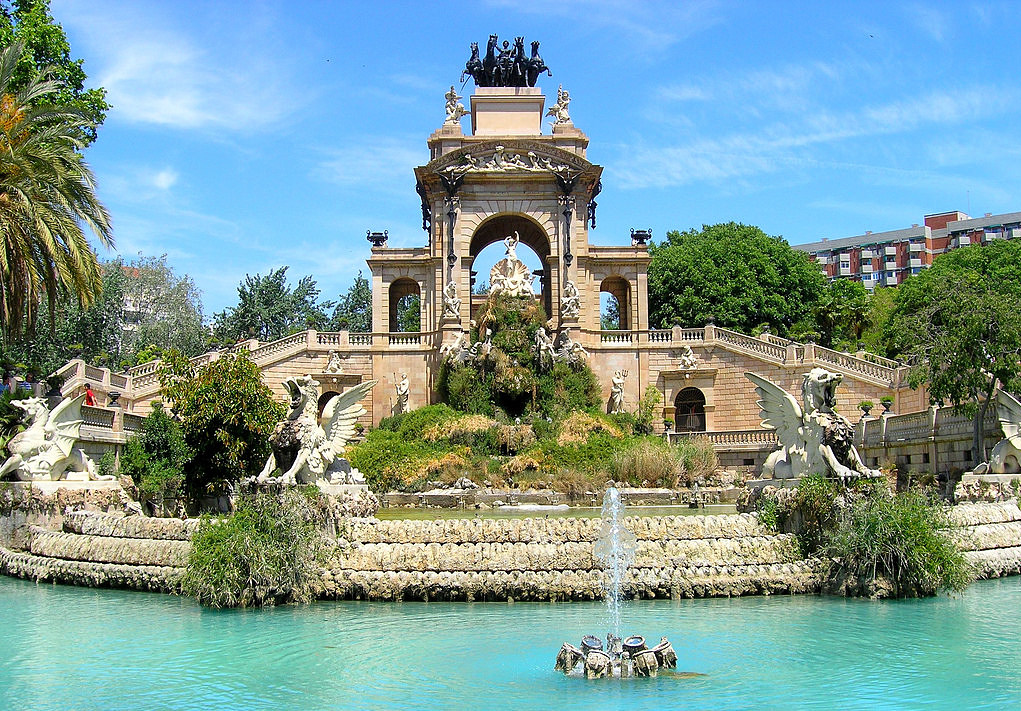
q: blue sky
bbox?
[53,0,1021,315]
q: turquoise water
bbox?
[2,575,1020,710]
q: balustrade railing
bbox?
[714,328,788,364]
[81,405,115,429]
[669,428,778,448]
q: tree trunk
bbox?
[973,377,997,466]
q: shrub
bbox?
[557,411,623,445]
[634,385,662,435]
[96,451,117,479]
[160,351,283,501]
[344,430,441,492]
[611,439,681,487]
[826,490,973,597]
[120,403,189,505]
[378,404,459,438]
[182,488,329,608]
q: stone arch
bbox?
[389,277,421,332]
[318,391,338,417]
[599,276,631,330]
[468,212,554,318]
[674,387,706,432]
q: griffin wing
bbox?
[322,380,377,458]
[42,394,87,464]
[745,372,805,448]
[996,389,1021,442]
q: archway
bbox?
[318,391,339,417]
[389,278,421,332]
[674,387,706,432]
[599,276,631,330]
[468,213,553,318]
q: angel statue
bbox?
[0,394,105,481]
[444,85,468,125]
[257,376,376,486]
[746,368,881,483]
[971,389,1021,475]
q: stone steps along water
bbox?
[28,526,189,568]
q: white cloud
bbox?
[54,1,299,132]
[615,87,1012,189]
[318,138,423,190]
[151,168,178,191]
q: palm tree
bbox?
[0,40,113,342]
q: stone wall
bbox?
[4,502,1020,601]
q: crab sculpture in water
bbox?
[0,395,106,481]
[746,368,881,483]
[257,375,376,486]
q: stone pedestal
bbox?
[471,87,545,136]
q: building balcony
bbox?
[909,258,923,268]
[885,246,898,256]
[908,242,924,252]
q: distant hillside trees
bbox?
[2,254,204,375]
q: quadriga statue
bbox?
[746,368,881,483]
[257,376,376,486]
[0,394,105,481]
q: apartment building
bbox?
[796,210,1021,289]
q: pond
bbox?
[1,575,1019,710]
[0,576,1016,706]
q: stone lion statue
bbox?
[746,368,881,483]
[0,394,105,481]
[257,376,376,486]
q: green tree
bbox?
[120,403,190,506]
[858,286,898,358]
[815,279,870,350]
[159,350,283,501]
[648,223,825,336]
[600,294,620,330]
[4,254,205,373]
[0,39,113,342]
[213,267,330,343]
[890,241,1021,465]
[328,270,371,332]
[395,293,420,333]
[0,0,109,147]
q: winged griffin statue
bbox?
[971,389,1021,475]
[746,368,881,483]
[257,376,376,486]
[0,394,105,481]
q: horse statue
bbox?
[461,41,485,87]
[526,40,551,87]
[483,34,498,86]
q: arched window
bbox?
[599,277,630,330]
[674,387,706,432]
[389,278,420,332]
